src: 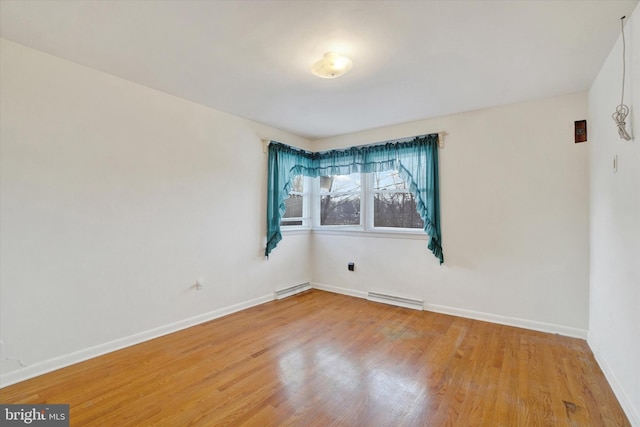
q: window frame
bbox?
[314,173,363,230]
[308,173,427,239]
[280,175,311,230]
[369,170,425,232]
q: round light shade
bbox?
[311,52,353,79]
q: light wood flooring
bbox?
[0,290,630,426]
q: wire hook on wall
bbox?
[612,16,633,141]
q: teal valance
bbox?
[266,134,443,264]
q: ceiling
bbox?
[1,0,638,140]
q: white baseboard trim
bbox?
[424,302,588,339]
[311,282,368,299]
[0,285,592,389]
[0,293,274,388]
[588,334,640,426]
[367,291,423,311]
[311,282,587,339]
[275,282,311,300]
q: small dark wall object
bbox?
[348,262,355,271]
[575,120,587,143]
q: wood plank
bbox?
[0,290,630,426]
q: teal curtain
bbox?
[265,143,316,256]
[265,134,443,264]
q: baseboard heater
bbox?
[367,291,424,311]
[274,282,312,300]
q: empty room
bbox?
[1,0,638,425]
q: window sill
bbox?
[311,227,428,241]
[281,227,312,236]
[281,226,428,240]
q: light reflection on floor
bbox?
[277,341,429,420]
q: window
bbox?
[372,170,423,229]
[319,173,361,226]
[312,171,423,231]
[265,136,442,263]
[280,175,308,227]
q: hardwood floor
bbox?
[0,290,630,426]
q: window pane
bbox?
[321,194,360,225]
[373,170,409,191]
[283,194,303,218]
[281,220,303,227]
[320,173,361,193]
[374,192,424,228]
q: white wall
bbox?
[311,92,590,337]
[0,38,313,385]
[588,4,640,424]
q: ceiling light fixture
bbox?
[311,52,353,79]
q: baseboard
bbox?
[0,293,274,388]
[0,285,591,389]
[275,282,311,299]
[588,334,640,426]
[367,291,423,311]
[310,282,368,299]
[424,302,588,339]
[311,282,587,339]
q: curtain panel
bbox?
[265,134,443,264]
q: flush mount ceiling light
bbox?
[311,52,353,79]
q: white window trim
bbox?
[281,176,311,231]
[281,173,427,240]
[313,174,362,229]
[281,228,312,236]
[307,173,427,240]
[311,228,427,240]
